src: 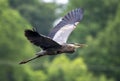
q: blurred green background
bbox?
[0,0,120,81]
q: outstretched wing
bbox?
[25,29,62,50]
[48,8,84,44]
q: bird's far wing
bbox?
[48,8,84,44]
[25,29,62,50]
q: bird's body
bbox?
[37,44,78,55]
[37,44,76,55]
[20,8,87,64]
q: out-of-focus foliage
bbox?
[81,5,120,81]
[68,0,120,81]
[0,0,34,62]
[0,0,36,81]
[0,64,47,81]
[9,0,57,35]
[42,55,114,81]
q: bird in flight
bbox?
[19,8,87,64]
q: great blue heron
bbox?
[20,8,87,64]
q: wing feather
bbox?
[48,8,84,44]
[25,29,61,50]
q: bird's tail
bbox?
[19,55,43,64]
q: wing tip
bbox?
[63,8,84,23]
[24,29,41,45]
[24,29,33,37]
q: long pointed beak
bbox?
[74,44,88,48]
